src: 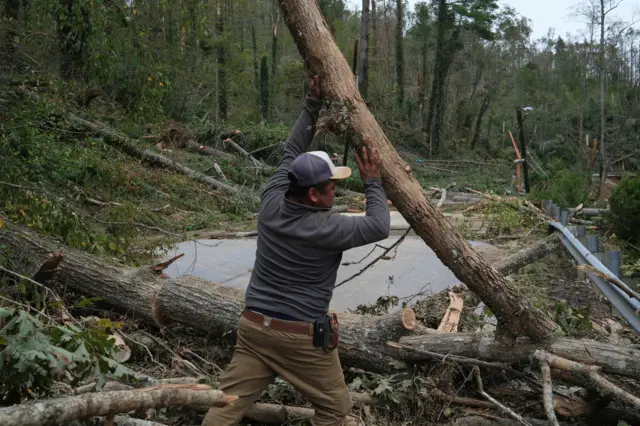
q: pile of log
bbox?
[1,216,639,425]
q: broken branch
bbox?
[533,350,640,408]
[540,362,560,426]
[335,228,411,288]
[386,341,538,387]
[223,138,264,168]
[0,385,237,426]
[473,367,532,426]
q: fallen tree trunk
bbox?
[492,233,561,277]
[0,217,571,374]
[396,332,640,379]
[0,218,415,373]
[0,385,236,426]
[68,114,256,202]
[277,0,557,342]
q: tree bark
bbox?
[493,233,561,277]
[358,0,369,100]
[597,0,608,201]
[216,4,227,121]
[110,417,166,426]
[251,23,259,89]
[276,0,558,342]
[394,0,404,111]
[0,218,416,374]
[0,386,235,426]
[397,332,640,379]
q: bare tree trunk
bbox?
[370,0,377,65]
[216,3,227,121]
[271,0,279,77]
[276,0,557,342]
[1,0,20,68]
[598,0,608,201]
[251,23,259,89]
[358,0,370,100]
[394,0,404,111]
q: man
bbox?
[201,75,390,426]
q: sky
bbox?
[346,0,639,41]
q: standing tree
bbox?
[410,2,431,122]
[2,0,20,67]
[271,0,279,77]
[216,3,227,121]
[260,56,269,122]
[597,0,624,201]
[424,0,498,155]
[358,0,370,100]
[395,0,405,111]
[57,0,91,80]
[251,23,259,89]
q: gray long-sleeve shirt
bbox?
[244,95,391,322]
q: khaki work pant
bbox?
[201,314,353,426]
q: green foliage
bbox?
[0,91,256,264]
[0,307,130,406]
[553,300,592,336]
[483,199,534,236]
[347,372,431,409]
[529,160,590,208]
[608,173,640,244]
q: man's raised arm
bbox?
[261,76,323,200]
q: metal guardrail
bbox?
[543,200,640,334]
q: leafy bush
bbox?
[608,173,640,243]
[528,159,589,208]
[484,199,536,237]
[0,307,131,406]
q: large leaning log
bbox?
[0,218,416,373]
[277,0,557,342]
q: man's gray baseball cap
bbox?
[288,151,351,187]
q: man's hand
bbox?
[308,75,321,99]
[354,146,382,182]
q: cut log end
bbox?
[223,395,239,404]
[401,308,417,330]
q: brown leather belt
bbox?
[242,309,313,336]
